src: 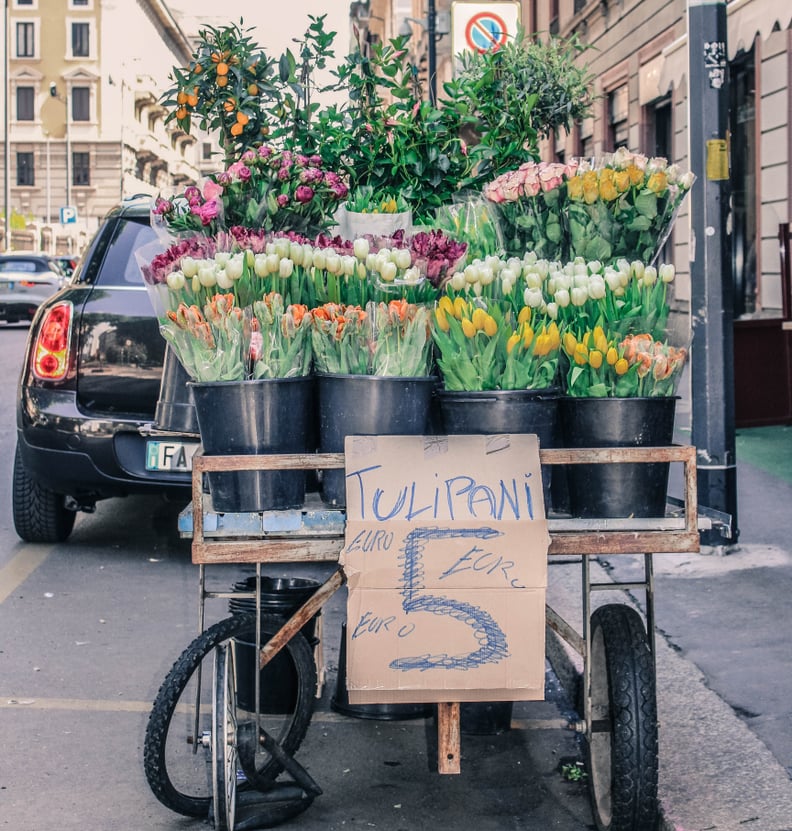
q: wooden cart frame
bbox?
[148,443,723,831]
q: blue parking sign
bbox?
[60,206,77,224]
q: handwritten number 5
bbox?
[389,527,509,672]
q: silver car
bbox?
[0,253,66,324]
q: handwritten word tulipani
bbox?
[346,465,539,522]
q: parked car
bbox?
[13,195,199,543]
[0,252,66,324]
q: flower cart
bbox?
[135,17,726,831]
[141,439,729,831]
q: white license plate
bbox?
[146,440,199,472]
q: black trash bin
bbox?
[229,576,320,713]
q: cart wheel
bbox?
[213,643,237,831]
[144,613,316,818]
[586,604,659,831]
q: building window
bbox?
[14,0,36,8]
[72,86,90,121]
[202,142,213,161]
[71,22,90,57]
[15,21,36,58]
[69,0,91,6]
[16,86,35,121]
[17,152,35,186]
[72,152,90,186]
[607,85,629,150]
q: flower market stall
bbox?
[139,18,728,831]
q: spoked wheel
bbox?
[586,604,659,831]
[213,643,237,831]
[144,613,317,819]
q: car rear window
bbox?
[0,258,46,274]
[95,217,165,287]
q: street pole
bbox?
[3,0,10,251]
[427,0,437,105]
[65,89,71,211]
[687,0,738,544]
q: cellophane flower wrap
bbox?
[431,297,561,391]
[249,292,312,379]
[151,145,349,240]
[565,150,695,264]
[483,161,577,260]
[434,195,504,263]
[309,300,433,376]
[157,289,312,382]
[561,326,687,397]
[161,292,249,382]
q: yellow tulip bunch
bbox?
[432,297,561,391]
[561,325,687,397]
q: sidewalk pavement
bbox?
[546,409,792,831]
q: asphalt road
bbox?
[0,323,595,831]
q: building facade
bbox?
[1,0,202,253]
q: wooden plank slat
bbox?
[437,702,461,774]
[547,530,700,555]
[192,538,344,564]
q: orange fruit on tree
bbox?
[216,62,229,76]
[217,76,228,88]
[176,90,188,105]
[186,94,198,107]
[247,83,258,95]
[230,122,244,136]
[236,112,249,125]
[176,106,187,120]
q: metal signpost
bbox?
[687,0,739,544]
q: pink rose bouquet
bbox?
[483,160,578,260]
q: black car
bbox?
[13,195,199,542]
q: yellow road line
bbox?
[0,545,54,604]
[0,697,569,729]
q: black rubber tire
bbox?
[143,613,316,818]
[12,445,76,543]
[212,643,236,831]
[586,604,659,831]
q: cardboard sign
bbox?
[339,434,550,704]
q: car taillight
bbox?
[33,301,74,381]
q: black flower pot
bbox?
[436,387,559,513]
[154,345,199,435]
[316,373,436,508]
[190,376,314,513]
[559,396,678,518]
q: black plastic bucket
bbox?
[317,373,436,508]
[559,396,678,518]
[436,388,559,512]
[154,345,199,435]
[230,576,320,713]
[190,376,314,513]
[331,623,433,721]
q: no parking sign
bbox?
[451,2,521,58]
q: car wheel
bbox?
[13,445,77,543]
